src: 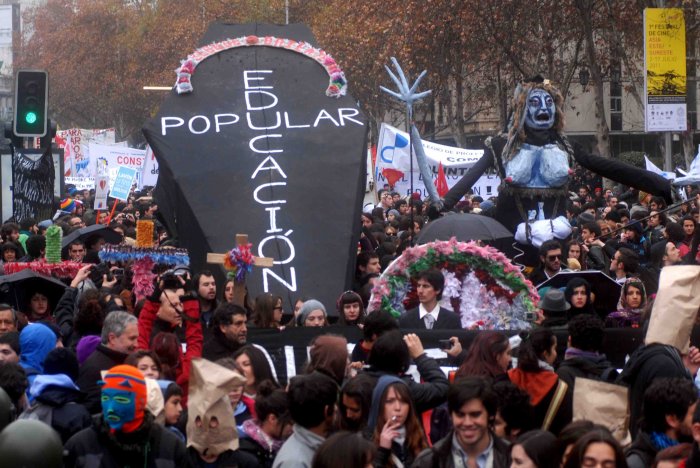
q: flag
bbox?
[436,162,449,197]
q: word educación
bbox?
[159,70,364,294]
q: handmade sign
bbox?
[368,238,539,330]
[207,234,274,307]
[143,23,368,312]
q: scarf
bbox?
[240,419,284,453]
[564,347,602,361]
[650,431,679,451]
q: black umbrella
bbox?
[536,270,622,315]
[61,224,123,255]
[416,213,513,244]
[0,269,67,313]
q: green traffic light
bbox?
[25,111,37,124]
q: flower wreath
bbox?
[174,35,347,98]
[368,238,539,330]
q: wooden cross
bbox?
[207,234,274,307]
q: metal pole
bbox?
[285,0,289,25]
[664,132,673,172]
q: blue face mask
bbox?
[101,388,136,431]
[525,89,556,130]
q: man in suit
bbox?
[399,269,462,329]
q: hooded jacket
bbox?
[23,373,91,443]
[238,418,285,468]
[556,351,618,387]
[618,343,691,437]
[308,335,348,385]
[19,323,56,385]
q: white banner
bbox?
[644,154,676,179]
[88,143,146,188]
[55,128,116,177]
[141,145,159,188]
[374,123,498,199]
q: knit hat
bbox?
[59,198,76,213]
[76,335,101,365]
[43,348,79,382]
[100,365,147,433]
[37,220,53,229]
[387,209,400,218]
[298,299,327,326]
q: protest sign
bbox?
[109,166,138,201]
[143,24,368,313]
[88,143,146,187]
[375,123,498,198]
[55,128,116,177]
[94,175,109,209]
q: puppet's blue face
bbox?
[525,89,556,130]
[101,388,136,430]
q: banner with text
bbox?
[375,123,499,199]
[88,143,146,188]
[644,8,687,132]
[55,128,117,177]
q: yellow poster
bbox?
[644,8,687,132]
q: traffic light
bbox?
[14,69,48,137]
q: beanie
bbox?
[298,299,327,326]
[387,209,400,218]
[76,335,101,365]
[59,198,75,213]
[43,348,79,382]
[100,365,147,433]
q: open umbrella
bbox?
[0,269,67,313]
[416,213,513,244]
[536,270,622,315]
[61,224,123,255]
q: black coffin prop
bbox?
[143,23,368,313]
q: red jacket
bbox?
[137,297,203,397]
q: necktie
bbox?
[424,313,435,330]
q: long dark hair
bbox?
[562,429,627,468]
[372,383,427,461]
[252,293,282,328]
[516,329,555,373]
[455,331,510,380]
[233,345,277,392]
[312,431,376,468]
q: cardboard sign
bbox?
[109,166,138,201]
[142,24,368,313]
[94,175,109,209]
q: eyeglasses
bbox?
[547,254,562,261]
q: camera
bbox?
[438,339,453,350]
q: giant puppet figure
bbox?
[442,76,673,257]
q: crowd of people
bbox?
[0,176,697,467]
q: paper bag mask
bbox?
[145,378,165,423]
[573,377,630,445]
[645,265,700,353]
[187,358,246,457]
